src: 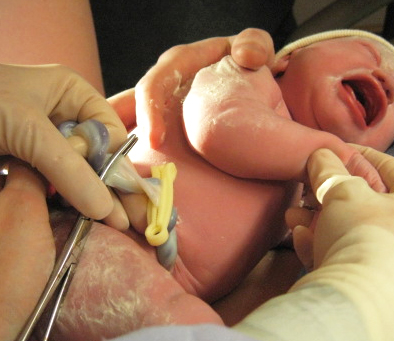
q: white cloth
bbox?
[109,283,368,341]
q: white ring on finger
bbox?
[316,175,355,204]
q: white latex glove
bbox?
[286,147,394,340]
[0,63,127,219]
[235,147,394,341]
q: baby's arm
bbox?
[183,56,384,189]
[0,0,104,94]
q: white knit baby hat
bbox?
[275,29,394,61]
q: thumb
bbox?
[231,28,275,70]
[13,117,113,220]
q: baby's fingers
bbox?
[352,144,394,193]
[344,150,387,193]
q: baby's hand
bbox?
[134,28,275,149]
[286,145,388,271]
[322,143,387,193]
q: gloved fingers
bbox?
[285,206,315,231]
[117,191,149,235]
[135,29,270,149]
[230,28,275,70]
[286,206,317,270]
[0,64,127,154]
[0,64,128,220]
[307,148,361,203]
[352,144,394,193]
[46,65,127,153]
[305,148,394,270]
[102,188,130,232]
[13,116,113,220]
[107,88,137,132]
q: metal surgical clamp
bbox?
[15,134,138,341]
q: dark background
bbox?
[90,0,296,96]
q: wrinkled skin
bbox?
[47,209,223,341]
[183,42,393,190]
[276,37,394,151]
[43,36,394,341]
[47,86,297,341]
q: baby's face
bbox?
[276,37,394,151]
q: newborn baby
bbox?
[49,30,394,341]
[48,97,294,340]
[183,31,394,184]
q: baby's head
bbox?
[274,29,394,151]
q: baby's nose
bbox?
[372,69,394,104]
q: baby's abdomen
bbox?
[130,125,296,303]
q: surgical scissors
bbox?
[15,134,138,341]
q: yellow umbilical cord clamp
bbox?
[145,162,177,246]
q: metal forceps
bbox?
[16,134,138,341]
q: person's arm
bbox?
[0,160,55,341]
[0,0,104,93]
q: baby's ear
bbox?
[271,54,291,77]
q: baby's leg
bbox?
[48,210,222,341]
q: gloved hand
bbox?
[0,63,127,219]
[235,147,394,341]
[286,147,394,339]
[134,28,274,149]
[286,147,394,269]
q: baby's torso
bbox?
[47,69,300,340]
[48,150,296,340]
[128,104,297,301]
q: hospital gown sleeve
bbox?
[108,282,369,341]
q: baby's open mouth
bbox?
[341,74,387,126]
